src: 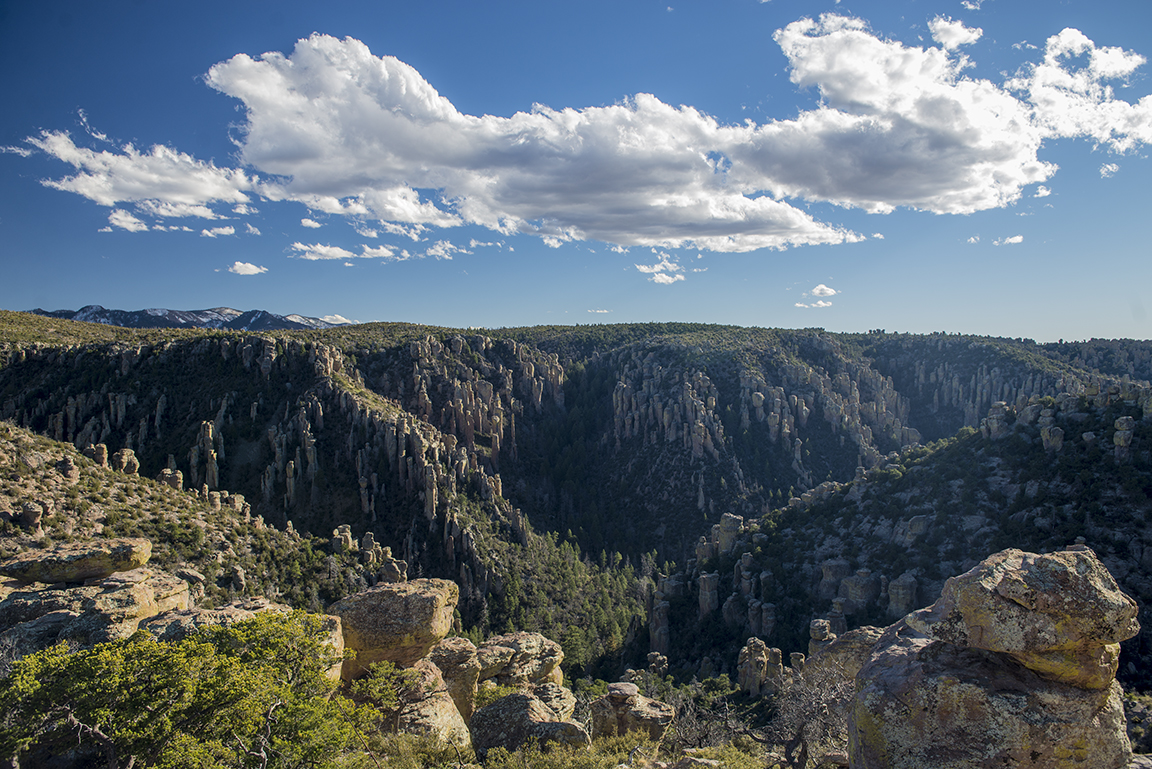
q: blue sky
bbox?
[1,0,1149,341]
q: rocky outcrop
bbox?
[428,636,482,723]
[589,682,675,740]
[850,547,1139,769]
[0,567,190,656]
[395,658,472,749]
[328,578,458,677]
[476,631,564,687]
[533,681,577,721]
[905,546,1139,690]
[0,538,152,584]
[850,621,1130,769]
[803,625,883,681]
[737,637,782,697]
[469,692,589,759]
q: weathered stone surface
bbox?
[589,682,675,740]
[0,567,189,651]
[804,625,884,682]
[738,637,772,697]
[327,578,458,677]
[428,636,481,723]
[906,547,1139,689]
[395,658,472,749]
[476,642,515,679]
[470,692,589,759]
[533,681,576,721]
[477,631,563,686]
[0,538,152,584]
[850,621,1131,769]
[110,448,139,474]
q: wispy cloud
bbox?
[228,261,267,275]
[588,309,611,313]
[245,223,261,235]
[289,241,406,261]
[635,253,686,284]
[106,209,148,232]
[993,234,1024,245]
[1100,163,1120,178]
[425,240,469,260]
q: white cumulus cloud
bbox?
[301,218,323,228]
[1034,186,1051,197]
[245,223,261,235]
[795,300,833,308]
[228,261,267,275]
[18,20,1152,255]
[201,226,235,238]
[929,16,983,50]
[26,130,252,208]
[810,284,837,297]
[1007,29,1152,153]
[993,234,1024,245]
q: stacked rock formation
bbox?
[589,682,676,740]
[850,546,1140,769]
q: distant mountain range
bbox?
[30,305,351,331]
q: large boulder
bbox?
[0,538,152,584]
[395,658,472,749]
[850,547,1139,769]
[589,682,675,740]
[905,547,1140,689]
[428,636,482,723]
[469,692,589,759]
[327,578,458,677]
[476,631,564,686]
[849,621,1130,769]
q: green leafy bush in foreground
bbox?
[0,612,379,769]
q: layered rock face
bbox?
[0,538,152,583]
[850,546,1140,769]
[0,567,190,655]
